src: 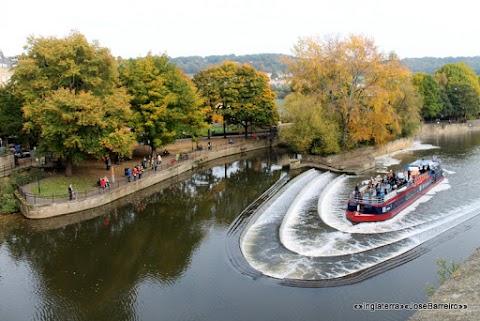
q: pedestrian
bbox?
[207,141,212,150]
[105,157,111,170]
[126,168,132,182]
[100,177,106,191]
[154,159,158,171]
[157,153,162,166]
[103,175,110,188]
[68,184,73,200]
[133,167,138,181]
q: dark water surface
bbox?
[1,133,480,321]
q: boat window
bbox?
[347,204,357,212]
[363,205,377,214]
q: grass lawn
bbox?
[30,176,97,196]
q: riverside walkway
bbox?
[15,138,277,219]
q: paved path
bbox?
[409,248,480,320]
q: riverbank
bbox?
[13,135,417,218]
[15,138,280,219]
[294,137,413,174]
[409,248,480,320]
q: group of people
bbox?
[197,141,213,151]
[68,141,223,201]
[124,153,166,181]
[125,164,145,182]
[98,176,111,190]
[354,170,413,202]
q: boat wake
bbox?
[239,159,478,284]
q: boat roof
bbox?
[405,159,439,168]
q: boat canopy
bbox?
[404,159,439,170]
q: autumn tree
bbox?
[279,93,340,155]
[119,54,206,153]
[193,62,278,138]
[391,82,423,137]
[12,31,135,176]
[286,34,420,150]
[190,61,235,138]
[412,73,444,120]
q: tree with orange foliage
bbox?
[286,35,421,151]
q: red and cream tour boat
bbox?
[346,158,444,223]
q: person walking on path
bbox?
[100,177,106,192]
[157,154,162,169]
[133,167,138,181]
[68,184,74,201]
[126,168,132,182]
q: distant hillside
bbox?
[401,56,480,74]
[170,53,480,77]
[170,53,291,77]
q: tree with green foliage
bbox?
[412,73,444,120]
[0,85,25,140]
[446,84,480,121]
[193,62,278,138]
[435,63,480,120]
[391,82,423,137]
[119,54,206,154]
[279,93,340,155]
[12,31,135,176]
[435,63,480,94]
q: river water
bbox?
[1,132,480,321]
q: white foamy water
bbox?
[241,169,319,257]
[320,177,451,235]
[375,140,440,168]
[239,161,474,280]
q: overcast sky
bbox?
[1,0,478,59]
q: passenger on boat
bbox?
[385,182,391,193]
[354,184,361,199]
[379,190,385,200]
[363,191,370,201]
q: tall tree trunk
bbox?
[65,155,73,177]
[243,123,249,138]
[149,143,155,159]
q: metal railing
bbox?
[16,138,268,205]
[349,180,414,204]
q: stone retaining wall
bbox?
[17,140,274,219]
[417,122,480,136]
[0,154,14,177]
[300,138,413,174]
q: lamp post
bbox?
[37,168,42,194]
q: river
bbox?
[1,132,480,321]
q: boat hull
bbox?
[346,175,444,224]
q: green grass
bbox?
[31,176,97,196]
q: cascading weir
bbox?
[225,164,476,287]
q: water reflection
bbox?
[0,149,287,321]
